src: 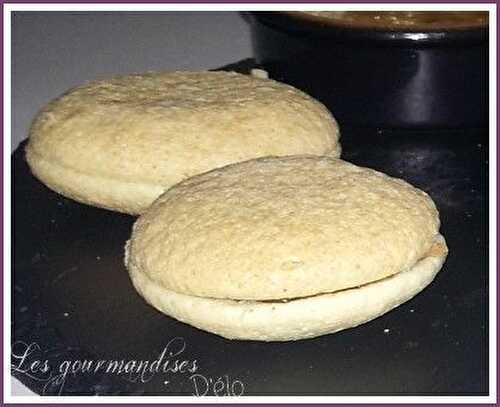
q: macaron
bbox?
[26,71,340,215]
[126,155,448,341]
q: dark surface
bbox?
[12,63,488,396]
[249,12,488,129]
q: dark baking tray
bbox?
[12,61,488,396]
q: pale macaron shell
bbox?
[26,71,340,215]
[126,235,448,341]
[128,155,441,301]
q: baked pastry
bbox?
[25,71,340,215]
[126,155,448,341]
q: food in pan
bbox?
[25,71,340,215]
[125,155,448,341]
[288,11,488,30]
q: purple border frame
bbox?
[2,1,496,406]
[0,0,498,3]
